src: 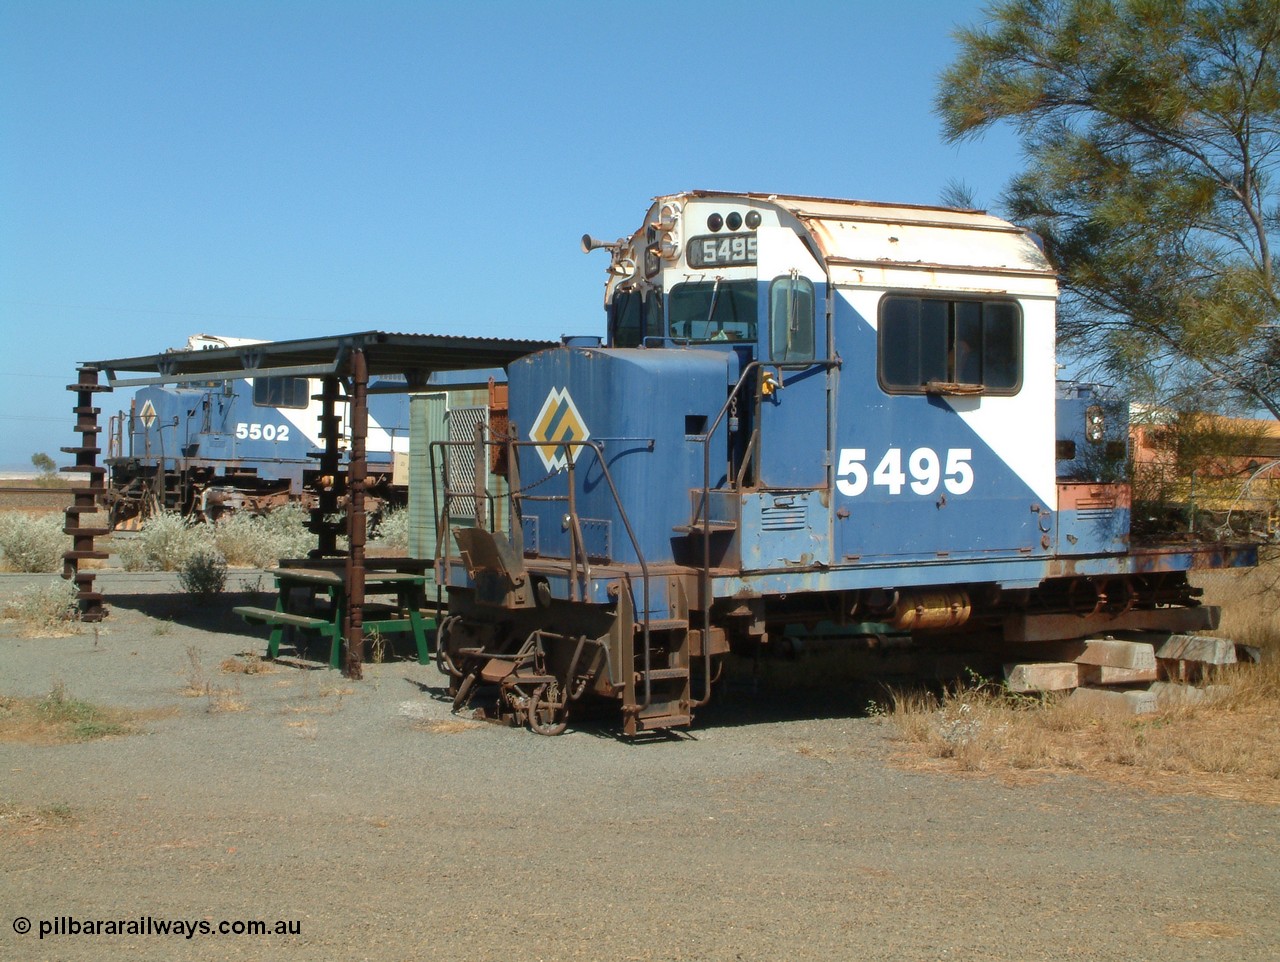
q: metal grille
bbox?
[445,405,489,520]
[761,500,807,531]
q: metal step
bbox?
[672,519,737,534]
[635,712,692,731]
[642,667,691,682]
[640,618,689,633]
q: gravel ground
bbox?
[2,571,1278,962]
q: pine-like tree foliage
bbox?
[939,0,1280,418]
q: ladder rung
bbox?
[642,667,690,682]
[639,618,688,633]
[672,520,737,534]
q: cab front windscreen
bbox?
[668,280,757,343]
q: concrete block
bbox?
[1152,634,1237,666]
[1236,643,1262,664]
[1078,664,1158,686]
[1068,639,1157,670]
[1069,686,1157,716]
[1150,681,1232,708]
[1003,662,1079,693]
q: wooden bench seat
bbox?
[233,606,331,630]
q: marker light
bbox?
[745,210,762,229]
[707,213,724,232]
[726,212,743,231]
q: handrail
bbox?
[513,437,655,711]
[689,360,766,705]
[433,433,658,714]
[690,356,842,706]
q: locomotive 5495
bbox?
[436,191,1254,735]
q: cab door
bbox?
[753,226,828,490]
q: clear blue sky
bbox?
[0,0,1023,471]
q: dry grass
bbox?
[287,718,319,740]
[1193,546,1280,650]
[177,646,249,711]
[0,801,76,836]
[891,662,1280,804]
[0,684,139,745]
[219,654,277,675]
[1163,921,1247,939]
[413,719,484,734]
[890,552,1280,804]
[205,685,248,713]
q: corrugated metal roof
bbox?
[90,330,557,389]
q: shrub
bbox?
[118,511,212,571]
[373,505,410,550]
[0,513,67,573]
[119,504,324,572]
[210,512,279,568]
[1,580,80,635]
[178,550,228,598]
[212,504,314,567]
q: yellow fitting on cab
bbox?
[761,371,780,397]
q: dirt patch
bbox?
[2,571,1278,962]
[0,801,76,836]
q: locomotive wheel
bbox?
[526,682,568,736]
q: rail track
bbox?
[0,484,79,514]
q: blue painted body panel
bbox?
[508,347,731,566]
[509,288,1069,594]
[505,323,1186,614]
[826,297,1051,564]
[461,194,1253,627]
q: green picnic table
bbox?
[235,566,434,668]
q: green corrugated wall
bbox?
[408,389,509,594]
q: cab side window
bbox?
[878,295,1022,395]
[253,376,309,409]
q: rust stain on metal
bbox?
[61,365,110,623]
[343,349,369,680]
